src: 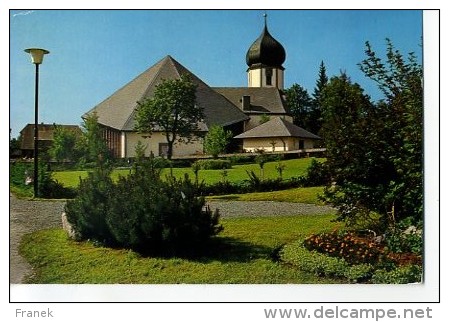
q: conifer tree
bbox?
[310,61,328,135]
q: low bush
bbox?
[65,159,223,255]
[10,161,77,199]
[193,159,232,170]
[385,217,423,255]
[65,166,115,243]
[279,242,374,282]
[371,265,422,284]
[228,155,255,165]
[299,158,331,187]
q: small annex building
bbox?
[84,17,321,158]
[234,116,321,152]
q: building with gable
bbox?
[85,17,321,158]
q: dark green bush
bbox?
[385,220,423,255]
[65,159,223,255]
[279,241,374,282]
[193,159,232,170]
[10,161,77,199]
[228,155,255,165]
[245,170,284,192]
[65,166,115,243]
[299,158,331,187]
[371,265,422,284]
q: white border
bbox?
[8,9,440,304]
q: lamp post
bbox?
[24,48,49,198]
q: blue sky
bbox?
[9,10,423,138]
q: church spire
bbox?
[245,13,286,89]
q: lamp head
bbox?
[24,48,50,64]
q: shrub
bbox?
[37,163,78,199]
[10,161,76,199]
[371,265,422,284]
[299,158,330,187]
[384,217,423,255]
[65,158,223,255]
[344,263,374,283]
[228,155,255,165]
[279,242,374,282]
[245,170,284,192]
[65,166,115,243]
[193,159,232,170]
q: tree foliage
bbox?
[78,112,110,165]
[203,125,233,158]
[359,39,423,226]
[285,83,312,130]
[310,60,329,135]
[321,39,423,231]
[65,153,222,254]
[48,125,78,162]
[135,74,204,160]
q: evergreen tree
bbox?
[285,83,312,130]
[310,61,329,135]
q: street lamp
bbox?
[24,48,49,197]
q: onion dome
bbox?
[246,16,286,68]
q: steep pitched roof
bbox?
[213,87,289,114]
[234,117,321,139]
[85,56,249,131]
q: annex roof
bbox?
[213,87,289,114]
[234,117,321,140]
[84,56,249,131]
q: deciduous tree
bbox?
[321,39,423,231]
[203,125,233,158]
[135,74,204,160]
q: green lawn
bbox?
[52,158,324,188]
[20,213,342,284]
[207,186,326,204]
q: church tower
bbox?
[246,14,286,89]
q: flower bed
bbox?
[280,229,423,284]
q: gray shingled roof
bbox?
[213,87,289,114]
[234,117,321,139]
[85,56,249,131]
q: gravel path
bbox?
[9,194,66,284]
[9,195,335,284]
[207,200,336,218]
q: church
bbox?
[84,18,321,158]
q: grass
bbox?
[207,186,326,204]
[20,213,342,284]
[52,158,324,188]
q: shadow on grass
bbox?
[138,236,276,264]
